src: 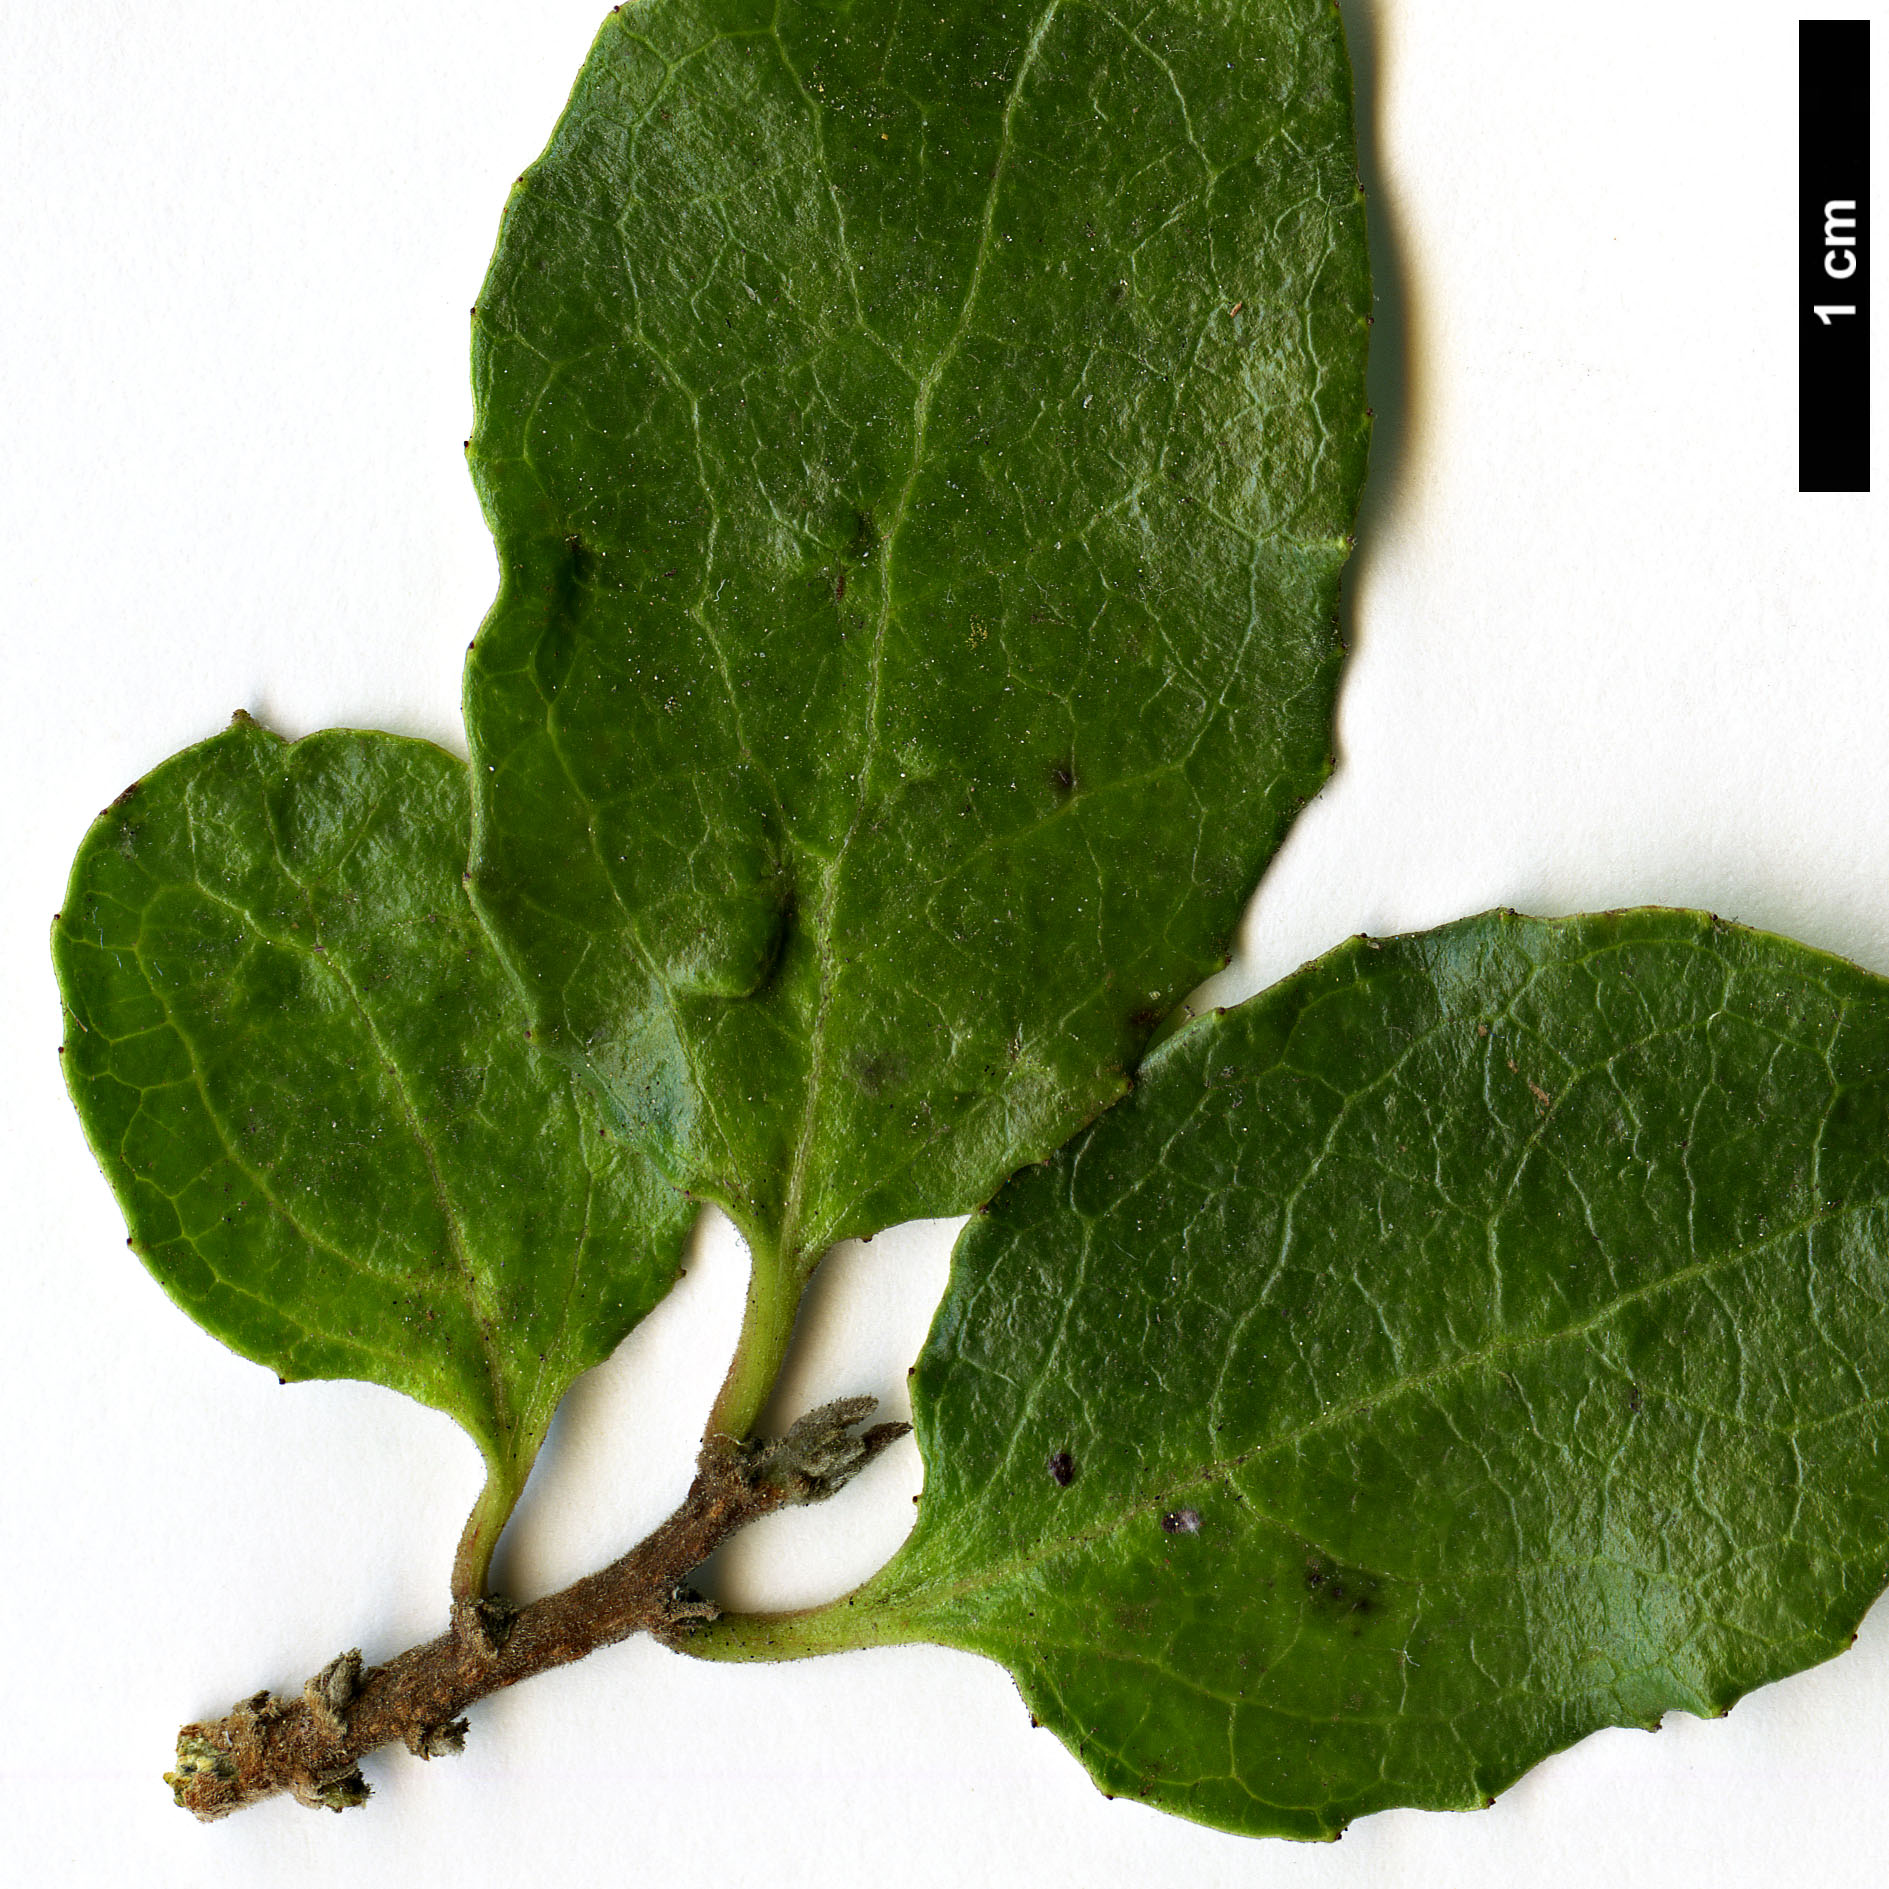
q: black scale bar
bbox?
[1801,20,1870,492]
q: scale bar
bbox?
[1800,20,1870,493]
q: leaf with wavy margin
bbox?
[54,716,693,1586]
[460,0,1371,1374]
[702,910,1889,1838]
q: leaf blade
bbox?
[54,716,693,1527]
[462,0,1371,1274]
[764,910,1889,1837]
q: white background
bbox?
[2,2,1884,1883]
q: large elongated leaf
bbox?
[710,910,1889,1838]
[462,0,1371,1288]
[53,718,692,1574]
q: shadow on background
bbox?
[1335,0,1418,664]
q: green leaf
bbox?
[53,716,693,1586]
[460,0,1371,1337]
[717,909,1889,1838]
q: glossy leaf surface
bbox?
[54,718,693,1534]
[759,910,1889,1837]
[462,0,1371,1275]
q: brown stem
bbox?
[166,1399,908,1822]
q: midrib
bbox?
[884,1201,1851,1621]
[771,0,1064,1269]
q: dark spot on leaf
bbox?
[853,1049,909,1098]
[1047,1450,1075,1486]
[743,882,798,1000]
[1627,1383,1643,1414]
[1303,1550,1382,1622]
[1161,1508,1200,1535]
[535,605,580,699]
[846,510,879,562]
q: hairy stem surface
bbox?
[168,1399,906,1821]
